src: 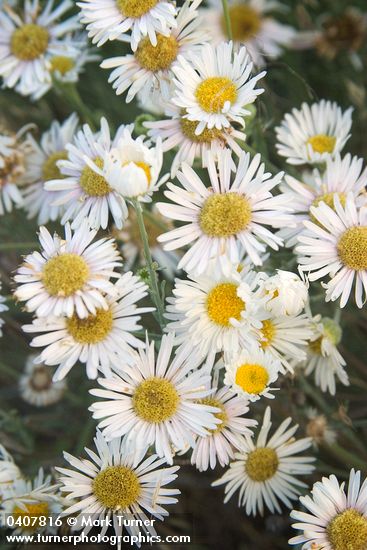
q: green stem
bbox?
[131,200,165,330]
[0,242,38,251]
[221,0,233,40]
[326,443,367,472]
[55,82,96,129]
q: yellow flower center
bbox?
[13,502,49,531]
[50,56,75,75]
[30,367,53,391]
[195,77,237,113]
[206,283,245,327]
[337,226,367,270]
[260,319,276,348]
[66,308,113,344]
[133,377,179,423]
[235,363,269,394]
[11,24,49,61]
[42,151,68,181]
[309,317,342,355]
[80,157,111,196]
[309,336,323,355]
[92,466,140,510]
[43,253,89,297]
[200,193,252,238]
[327,509,367,550]
[180,117,224,144]
[307,134,336,154]
[222,4,262,41]
[135,34,179,72]
[245,447,279,482]
[310,191,346,224]
[116,0,158,18]
[200,397,227,434]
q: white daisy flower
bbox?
[0,130,28,216]
[258,270,309,316]
[302,316,348,396]
[145,102,246,177]
[23,272,153,381]
[114,205,181,279]
[101,0,208,103]
[56,430,179,542]
[77,0,177,49]
[102,127,167,202]
[297,193,367,308]
[275,100,353,165]
[14,222,122,319]
[0,445,22,498]
[19,355,66,407]
[156,149,292,274]
[224,346,280,402]
[305,407,337,448]
[171,41,266,135]
[45,119,131,230]
[0,468,61,535]
[0,0,79,96]
[204,0,296,66]
[0,281,8,337]
[22,113,79,225]
[258,312,313,372]
[290,469,367,550]
[165,262,266,368]
[89,332,221,464]
[278,153,367,247]
[191,385,257,472]
[212,406,315,516]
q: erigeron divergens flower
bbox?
[19,355,66,407]
[258,270,309,316]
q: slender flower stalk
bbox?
[221,0,233,40]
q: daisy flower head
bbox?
[19,355,66,407]
[165,261,266,368]
[0,469,61,535]
[45,119,131,230]
[114,205,181,279]
[89,332,221,464]
[212,406,315,516]
[278,153,367,247]
[0,0,79,96]
[145,102,247,177]
[204,0,296,66]
[297,193,367,308]
[191,385,257,472]
[0,445,22,498]
[14,222,122,319]
[224,346,280,402]
[305,407,337,448]
[23,272,153,381]
[157,149,292,274]
[77,0,177,49]
[290,469,367,550]
[102,127,167,202]
[171,41,266,135]
[275,100,353,166]
[101,0,208,103]
[258,269,309,316]
[56,430,179,542]
[303,316,348,396]
[22,113,79,225]
[0,281,8,337]
[0,129,28,216]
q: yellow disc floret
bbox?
[11,24,49,61]
[260,319,276,348]
[42,151,68,181]
[310,192,346,224]
[235,363,269,394]
[93,465,141,510]
[66,308,113,344]
[50,56,75,75]
[79,157,111,197]
[116,0,158,18]
[200,397,227,434]
[180,117,224,144]
[43,253,89,297]
[337,226,367,270]
[133,377,179,423]
[200,193,252,238]
[206,283,245,327]
[223,4,261,41]
[327,509,367,550]
[195,77,237,113]
[245,447,279,482]
[13,502,49,531]
[135,34,179,72]
[307,134,336,154]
